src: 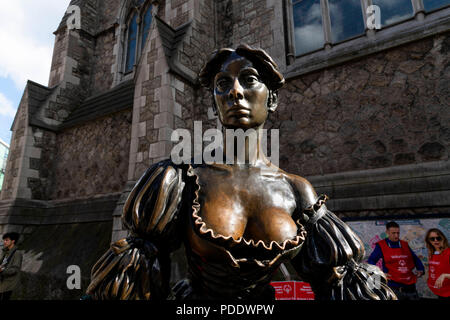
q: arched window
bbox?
[125,13,138,72]
[141,6,153,52]
[124,1,153,73]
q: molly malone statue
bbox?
[86,44,396,300]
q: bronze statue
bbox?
[86,45,396,300]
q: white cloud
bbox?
[0,0,71,90]
[295,24,324,56]
[0,93,17,118]
[305,2,322,24]
[294,2,325,56]
[0,31,53,89]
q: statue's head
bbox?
[199,44,285,129]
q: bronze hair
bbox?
[198,44,285,91]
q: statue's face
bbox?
[213,53,269,129]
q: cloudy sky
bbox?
[0,0,71,146]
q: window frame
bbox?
[124,10,139,74]
[284,0,450,77]
[123,1,155,76]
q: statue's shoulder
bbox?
[132,159,189,191]
[122,158,186,238]
[284,172,318,211]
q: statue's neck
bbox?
[222,125,268,167]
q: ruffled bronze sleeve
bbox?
[86,160,185,300]
[291,195,397,300]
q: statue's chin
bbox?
[221,119,266,131]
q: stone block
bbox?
[154,112,174,129]
[149,141,172,159]
[138,121,146,137]
[159,127,174,142]
[174,102,182,118]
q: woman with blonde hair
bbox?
[425,228,450,299]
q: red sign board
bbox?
[270,281,315,300]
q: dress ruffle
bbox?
[187,165,307,268]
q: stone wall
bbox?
[218,0,275,49]
[18,3,100,201]
[49,32,69,88]
[178,0,216,76]
[271,33,449,177]
[27,128,57,200]
[0,92,28,200]
[215,0,286,69]
[13,221,112,300]
[91,29,116,95]
[166,0,191,28]
[90,0,123,95]
[128,0,217,181]
[130,32,164,179]
[98,0,121,28]
[50,110,132,200]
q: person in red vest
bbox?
[425,228,450,300]
[368,221,424,300]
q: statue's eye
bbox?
[216,78,231,91]
[243,75,259,85]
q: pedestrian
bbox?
[0,232,23,300]
[425,228,450,300]
[368,221,425,300]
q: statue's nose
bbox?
[228,78,244,100]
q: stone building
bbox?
[0,138,9,191]
[0,0,449,299]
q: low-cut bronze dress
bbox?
[86,160,395,300]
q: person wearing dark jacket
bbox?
[0,232,23,300]
[368,221,424,300]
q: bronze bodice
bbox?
[183,164,307,298]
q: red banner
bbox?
[270,281,315,300]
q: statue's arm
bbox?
[86,160,185,300]
[289,177,396,300]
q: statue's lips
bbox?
[227,105,251,116]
